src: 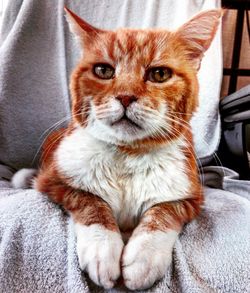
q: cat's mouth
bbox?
[112,114,142,130]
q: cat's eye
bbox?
[93,64,115,80]
[146,67,172,83]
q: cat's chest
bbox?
[56,128,190,229]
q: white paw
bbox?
[11,168,37,189]
[122,230,178,290]
[75,223,124,289]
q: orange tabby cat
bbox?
[12,7,221,290]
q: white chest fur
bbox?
[56,127,190,229]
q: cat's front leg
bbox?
[36,171,123,289]
[122,197,202,290]
[123,227,178,290]
[70,193,124,289]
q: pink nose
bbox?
[116,95,137,108]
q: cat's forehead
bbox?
[88,28,172,64]
[115,29,156,43]
[112,28,170,50]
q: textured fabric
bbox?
[0,166,250,293]
[0,0,222,171]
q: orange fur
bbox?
[36,165,119,231]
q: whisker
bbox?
[32,117,71,166]
[166,126,205,185]
[144,121,202,182]
[39,129,68,168]
[134,108,205,182]
[31,112,87,166]
[94,102,113,111]
[166,114,225,178]
[39,116,71,140]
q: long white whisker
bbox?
[167,114,225,170]
[32,111,89,166]
[166,124,205,185]
[134,108,206,182]
[166,114,225,179]
[38,116,70,139]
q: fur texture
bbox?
[75,223,124,289]
[12,7,222,290]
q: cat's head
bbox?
[65,7,222,148]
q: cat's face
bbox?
[66,8,221,146]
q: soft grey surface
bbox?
[0,0,222,171]
[0,166,250,293]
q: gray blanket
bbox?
[1,166,250,293]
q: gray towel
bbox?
[0,166,250,293]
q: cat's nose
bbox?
[116,95,137,108]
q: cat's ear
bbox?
[64,7,105,40]
[176,9,223,70]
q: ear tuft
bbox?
[176,9,223,69]
[64,6,104,38]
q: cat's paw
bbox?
[122,230,178,290]
[75,223,124,289]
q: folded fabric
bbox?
[0,166,250,293]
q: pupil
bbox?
[158,70,164,78]
[101,67,106,74]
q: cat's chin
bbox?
[86,119,148,146]
[111,116,143,132]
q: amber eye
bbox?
[93,64,115,79]
[147,67,172,83]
